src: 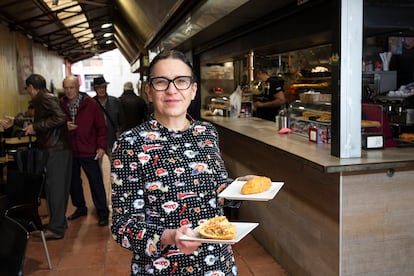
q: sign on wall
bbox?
[15,33,33,95]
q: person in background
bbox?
[0,104,34,138]
[92,76,122,154]
[253,68,286,121]
[118,81,148,131]
[60,76,110,226]
[110,50,252,275]
[1,74,72,239]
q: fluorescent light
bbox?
[101,23,112,29]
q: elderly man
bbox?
[60,76,109,226]
[92,76,122,153]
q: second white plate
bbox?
[179,222,259,244]
[218,180,284,201]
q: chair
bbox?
[5,169,52,269]
[0,215,30,276]
[0,194,7,216]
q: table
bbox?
[3,136,35,146]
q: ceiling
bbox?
[0,0,201,64]
[0,0,302,64]
[1,0,413,65]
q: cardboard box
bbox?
[309,127,330,144]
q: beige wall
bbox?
[0,24,64,117]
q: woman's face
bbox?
[145,58,197,119]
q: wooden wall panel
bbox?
[0,24,64,118]
[342,168,414,275]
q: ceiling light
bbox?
[104,33,113,37]
[101,23,112,29]
[106,40,113,44]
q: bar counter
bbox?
[203,115,414,276]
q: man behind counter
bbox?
[253,69,286,121]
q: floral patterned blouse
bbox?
[110,116,237,276]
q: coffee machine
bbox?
[374,95,414,140]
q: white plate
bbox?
[179,222,259,244]
[218,180,284,201]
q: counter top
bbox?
[202,115,414,173]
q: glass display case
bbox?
[289,100,332,143]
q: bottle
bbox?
[278,107,287,129]
[365,60,373,72]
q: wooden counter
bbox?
[203,115,414,276]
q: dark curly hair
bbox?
[148,50,196,81]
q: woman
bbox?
[111,50,248,275]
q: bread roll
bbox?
[241,176,272,195]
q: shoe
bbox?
[43,230,64,240]
[67,209,87,220]
[98,216,108,226]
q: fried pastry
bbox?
[241,176,272,195]
[197,216,236,240]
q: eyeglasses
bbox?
[149,76,193,91]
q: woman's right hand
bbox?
[162,227,201,255]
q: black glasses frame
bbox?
[149,76,193,91]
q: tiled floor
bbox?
[23,156,287,275]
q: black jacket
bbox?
[118,90,148,131]
[31,91,71,151]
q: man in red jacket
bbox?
[60,76,109,226]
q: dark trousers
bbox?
[44,149,72,235]
[70,156,109,218]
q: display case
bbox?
[289,100,332,143]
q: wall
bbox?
[0,24,64,118]
[342,168,414,275]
